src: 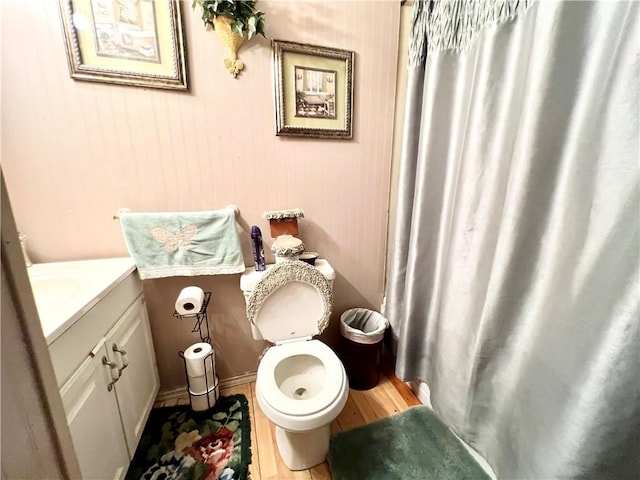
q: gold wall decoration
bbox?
[192,0,266,78]
[212,16,246,78]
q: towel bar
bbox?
[113,205,240,221]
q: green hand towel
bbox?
[120,208,245,279]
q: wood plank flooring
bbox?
[154,372,420,480]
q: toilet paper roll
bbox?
[175,286,205,315]
[183,342,214,377]
[190,380,219,412]
[188,369,216,395]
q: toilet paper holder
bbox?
[175,291,218,410]
[173,291,212,343]
[178,347,219,411]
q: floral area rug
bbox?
[126,394,251,480]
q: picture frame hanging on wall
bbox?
[272,40,354,139]
[58,0,187,90]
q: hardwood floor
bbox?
[154,372,421,480]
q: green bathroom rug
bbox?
[328,406,491,480]
[126,394,251,480]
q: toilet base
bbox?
[275,424,330,471]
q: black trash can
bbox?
[340,308,389,390]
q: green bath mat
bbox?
[126,394,251,480]
[328,406,490,480]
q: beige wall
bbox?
[1,0,401,391]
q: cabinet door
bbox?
[60,342,129,480]
[107,295,160,458]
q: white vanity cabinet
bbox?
[38,261,159,480]
[60,296,159,479]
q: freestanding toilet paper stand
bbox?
[175,292,219,411]
[174,291,212,342]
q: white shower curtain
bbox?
[386,1,639,478]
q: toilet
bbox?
[240,259,348,470]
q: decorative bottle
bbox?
[251,226,266,271]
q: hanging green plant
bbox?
[192,0,266,40]
[192,0,266,77]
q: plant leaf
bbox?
[201,419,222,434]
[231,411,243,420]
[257,16,265,36]
[226,420,239,431]
[178,418,198,433]
[231,19,244,36]
[247,16,256,39]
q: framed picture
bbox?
[272,40,354,139]
[58,0,187,90]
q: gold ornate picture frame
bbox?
[272,40,354,139]
[58,0,187,90]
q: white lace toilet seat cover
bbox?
[246,261,332,343]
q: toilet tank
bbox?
[240,259,335,340]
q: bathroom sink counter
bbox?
[34,257,159,478]
[28,257,136,344]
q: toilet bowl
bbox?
[241,260,348,470]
